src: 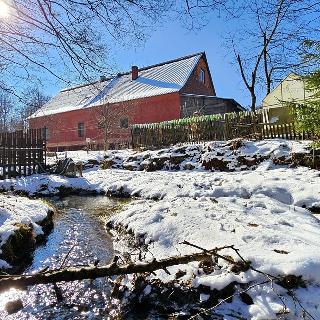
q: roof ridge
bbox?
[60,52,204,93]
[121,51,204,75]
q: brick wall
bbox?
[29,92,181,150]
[180,57,216,96]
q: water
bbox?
[0,195,127,320]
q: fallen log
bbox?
[0,245,233,292]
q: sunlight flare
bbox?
[0,0,10,19]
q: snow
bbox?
[30,53,201,118]
[0,194,51,268]
[46,150,106,166]
[46,139,312,172]
[1,139,320,318]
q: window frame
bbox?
[42,126,49,140]
[199,68,205,83]
[78,122,85,137]
[120,118,129,129]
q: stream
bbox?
[0,195,128,320]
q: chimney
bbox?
[131,66,138,80]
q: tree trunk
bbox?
[251,91,257,112]
[0,246,236,293]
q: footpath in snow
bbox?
[0,139,320,319]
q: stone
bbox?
[101,159,116,169]
[5,299,23,314]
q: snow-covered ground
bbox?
[47,139,312,172]
[46,150,106,166]
[108,172,320,318]
[0,194,52,269]
[1,139,320,319]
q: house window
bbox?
[78,122,85,137]
[41,127,49,140]
[199,69,205,83]
[120,118,129,128]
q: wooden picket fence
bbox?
[131,110,312,149]
[0,129,46,180]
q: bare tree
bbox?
[0,91,13,132]
[0,0,178,96]
[21,87,51,119]
[227,0,320,111]
[98,101,133,150]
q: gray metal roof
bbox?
[30,53,203,118]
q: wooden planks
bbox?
[0,129,46,180]
[131,109,312,149]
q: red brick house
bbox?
[29,52,243,150]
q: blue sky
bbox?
[115,19,248,104]
[45,17,260,109]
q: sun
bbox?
[0,1,10,19]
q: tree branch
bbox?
[0,245,233,292]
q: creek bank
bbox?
[108,267,306,319]
[0,194,55,273]
[106,214,311,319]
[104,169,320,319]
[0,195,126,319]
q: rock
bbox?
[36,209,55,241]
[83,159,100,169]
[240,292,254,305]
[175,270,187,279]
[143,157,168,171]
[107,186,131,198]
[173,146,187,154]
[169,155,188,165]
[238,155,268,167]
[127,155,139,162]
[123,164,136,171]
[111,273,238,317]
[5,299,23,314]
[87,159,100,166]
[0,224,36,267]
[101,159,116,169]
[83,163,94,169]
[230,260,251,274]
[52,158,82,177]
[199,257,215,275]
[183,163,195,170]
[276,275,306,289]
[202,158,231,171]
[56,185,75,195]
[273,154,294,166]
[307,205,320,214]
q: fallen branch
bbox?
[0,245,233,292]
[181,240,279,280]
[180,241,312,320]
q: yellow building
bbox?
[262,73,314,124]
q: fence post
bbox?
[0,129,46,179]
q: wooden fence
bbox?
[0,129,46,180]
[131,110,312,149]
